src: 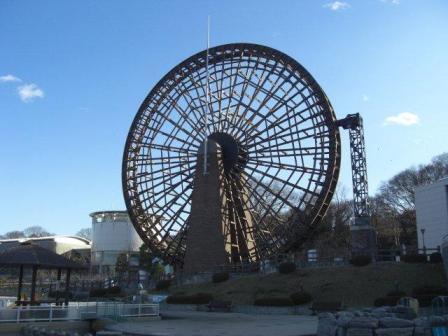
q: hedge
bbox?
[411,285,448,307]
[254,297,294,306]
[374,296,400,307]
[290,291,313,305]
[278,262,296,274]
[430,252,443,263]
[401,254,426,263]
[48,290,73,299]
[155,279,171,291]
[350,255,372,267]
[386,290,406,298]
[212,272,230,283]
[166,293,213,304]
[89,286,121,297]
[412,285,448,296]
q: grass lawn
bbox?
[163,263,446,307]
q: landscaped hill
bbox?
[165,263,446,307]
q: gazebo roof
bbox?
[0,242,86,269]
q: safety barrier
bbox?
[0,302,159,323]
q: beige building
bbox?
[0,235,91,255]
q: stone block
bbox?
[379,317,414,328]
[336,327,347,336]
[375,327,414,336]
[348,317,379,329]
[429,315,445,326]
[346,328,373,336]
[317,315,337,336]
[414,317,430,328]
[319,312,336,319]
[371,308,390,319]
[337,315,353,328]
[388,306,417,319]
[413,327,431,336]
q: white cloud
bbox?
[362,94,369,102]
[17,83,44,102]
[323,1,350,11]
[0,74,21,83]
[383,112,419,126]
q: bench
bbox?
[311,301,343,314]
[207,300,232,312]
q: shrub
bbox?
[166,293,213,305]
[412,285,448,296]
[278,262,296,274]
[89,287,121,297]
[350,255,372,267]
[290,291,313,305]
[89,288,107,297]
[155,279,171,291]
[374,296,400,307]
[386,290,406,298]
[49,290,73,299]
[430,252,443,263]
[411,285,448,307]
[108,286,121,295]
[212,272,230,283]
[402,254,426,263]
[413,295,435,307]
[254,297,294,306]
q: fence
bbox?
[206,247,443,276]
[0,302,159,323]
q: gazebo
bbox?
[0,242,86,305]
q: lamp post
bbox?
[421,228,426,255]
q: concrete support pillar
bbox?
[183,141,228,274]
[350,216,377,259]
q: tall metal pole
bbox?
[203,16,211,175]
[17,265,23,303]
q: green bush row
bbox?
[165,291,313,307]
[254,297,294,306]
[350,255,372,267]
[212,272,230,283]
[401,252,442,263]
[254,291,313,306]
[166,293,213,304]
[278,262,296,274]
[89,286,121,297]
[374,285,448,307]
[155,279,171,291]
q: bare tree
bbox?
[24,226,52,238]
[76,228,92,240]
[373,152,447,249]
[3,231,25,239]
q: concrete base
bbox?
[0,320,90,335]
[107,311,318,336]
[350,219,377,258]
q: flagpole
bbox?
[203,16,211,175]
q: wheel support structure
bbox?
[337,113,377,258]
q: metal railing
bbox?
[0,302,159,323]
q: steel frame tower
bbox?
[337,113,377,257]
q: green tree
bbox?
[115,252,130,286]
[139,244,153,272]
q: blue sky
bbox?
[1,0,447,235]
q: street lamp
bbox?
[420,228,426,255]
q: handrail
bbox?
[0,302,159,323]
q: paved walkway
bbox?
[108,311,317,336]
